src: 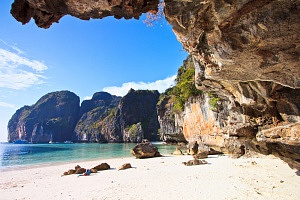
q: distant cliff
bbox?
[74,89,160,143]
[115,89,160,143]
[8,89,160,143]
[73,92,121,142]
[96,89,161,143]
[7,91,80,143]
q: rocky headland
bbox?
[8,89,160,144]
[7,91,80,143]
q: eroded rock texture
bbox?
[164,0,300,168]
[73,92,121,142]
[11,0,159,28]
[7,91,80,143]
[157,95,187,144]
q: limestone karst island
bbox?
[1,0,299,199]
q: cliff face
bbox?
[8,89,160,143]
[157,95,186,143]
[73,92,121,142]
[112,89,160,142]
[81,89,160,143]
[7,91,80,143]
[163,0,300,167]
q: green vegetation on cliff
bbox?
[160,55,202,113]
[208,93,220,110]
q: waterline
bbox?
[0,143,176,169]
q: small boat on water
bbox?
[13,140,29,144]
[64,141,73,144]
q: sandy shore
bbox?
[0,154,299,200]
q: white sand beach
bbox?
[0,154,299,200]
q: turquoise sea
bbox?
[0,142,176,170]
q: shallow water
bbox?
[0,142,176,169]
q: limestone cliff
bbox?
[7,91,80,143]
[113,89,160,142]
[164,0,300,168]
[157,94,186,143]
[8,89,160,143]
[157,55,198,144]
[73,92,121,142]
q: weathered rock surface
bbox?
[157,94,187,144]
[7,91,80,143]
[131,139,161,158]
[11,0,159,28]
[73,92,121,142]
[92,163,111,171]
[118,163,132,170]
[164,0,300,168]
[113,89,161,142]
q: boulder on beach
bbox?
[193,151,208,159]
[62,166,83,176]
[75,167,86,174]
[90,168,98,173]
[67,169,76,175]
[92,163,110,171]
[130,139,161,159]
[183,158,208,166]
[75,165,81,170]
[118,163,132,170]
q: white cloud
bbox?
[83,96,92,100]
[0,45,48,90]
[0,39,24,55]
[103,75,176,96]
[0,102,17,110]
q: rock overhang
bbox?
[8,0,300,169]
[11,0,160,28]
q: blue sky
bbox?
[0,1,187,142]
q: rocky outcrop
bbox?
[164,0,300,168]
[112,89,161,142]
[73,92,121,142]
[92,163,111,171]
[157,56,197,144]
[8,91,80,143]
[157,95,187,143]
[11,0,159,28]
